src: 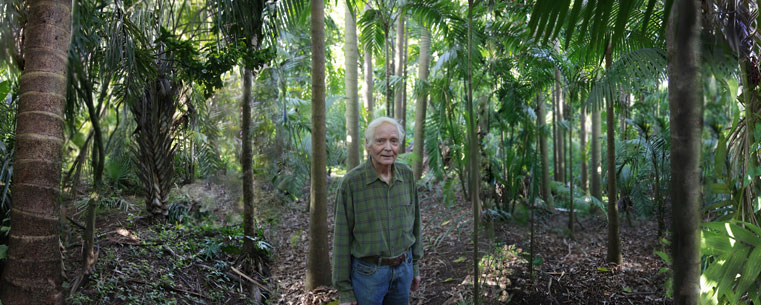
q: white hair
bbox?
[365,116,404,149]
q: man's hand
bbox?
[410,275,422,291]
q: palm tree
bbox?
[537,90,554,209]
[345,0,360,169]
[393,12,406,125]
[668,0,702,303]
[0,0,71,303]
[305,0,332,290]
[603,40,621,265]
[412,27,431,179]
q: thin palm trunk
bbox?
[668,1,702,303]
[552,81,559,181]
[604,41,622,265]
[466,0,480,303]
[344,2,360,169]
[591,106,602,201]
[412,27,431,180]
[580,96,587,193]
[393,13,406,151]
[305,0,331,290]
[568,103,574,235]
[555,68,565,184]
[0,0,72,303]
[241,67,256,256]
[537,90,554,210]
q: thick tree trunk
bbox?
[412,28,431,180]
[668,1,702,303]
[604,41,622,265]
[305,0,331,290]
[344,2,360,169]
[0,0,71,303]
[537,91,554,210]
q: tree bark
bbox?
[604,40,622,265]
[344,1,360,169]
[537,90,554,210]
[305,0,332,290]
[412,27,431,180]
[0,0,71,303]
[668,0,702,303]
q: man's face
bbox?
[368,122,400,166]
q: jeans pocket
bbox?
[353,259,378,276]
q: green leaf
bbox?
[453,256,466,263]
[0,245,6,259]
[597,266,611,272]
[654,251,671,265]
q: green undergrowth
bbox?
[67,212,272,305]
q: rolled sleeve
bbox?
[332,182,355,303]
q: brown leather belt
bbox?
[359,252,407,267]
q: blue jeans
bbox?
[351,249,413,305]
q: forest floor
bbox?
[61,174,672,305]
[269,175,673,305]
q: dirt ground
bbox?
[61,175,671,304]
[268,177,673,305]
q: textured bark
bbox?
[591,107,602,201]
[412,28,431,180]
[344,2,360,170]
[668,1,702,303]
[604,41,622,265]
[241,67,256,256]
[305,0,331,290]
[0,0,71,303]
[537,91,554,210]
[131,76,179,217]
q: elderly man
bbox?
[333,117,423,305]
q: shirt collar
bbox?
[363,159,405,185]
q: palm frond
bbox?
[585,47,667,112]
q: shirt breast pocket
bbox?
[398,194,414,228]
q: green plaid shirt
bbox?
[332,160,423,303]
